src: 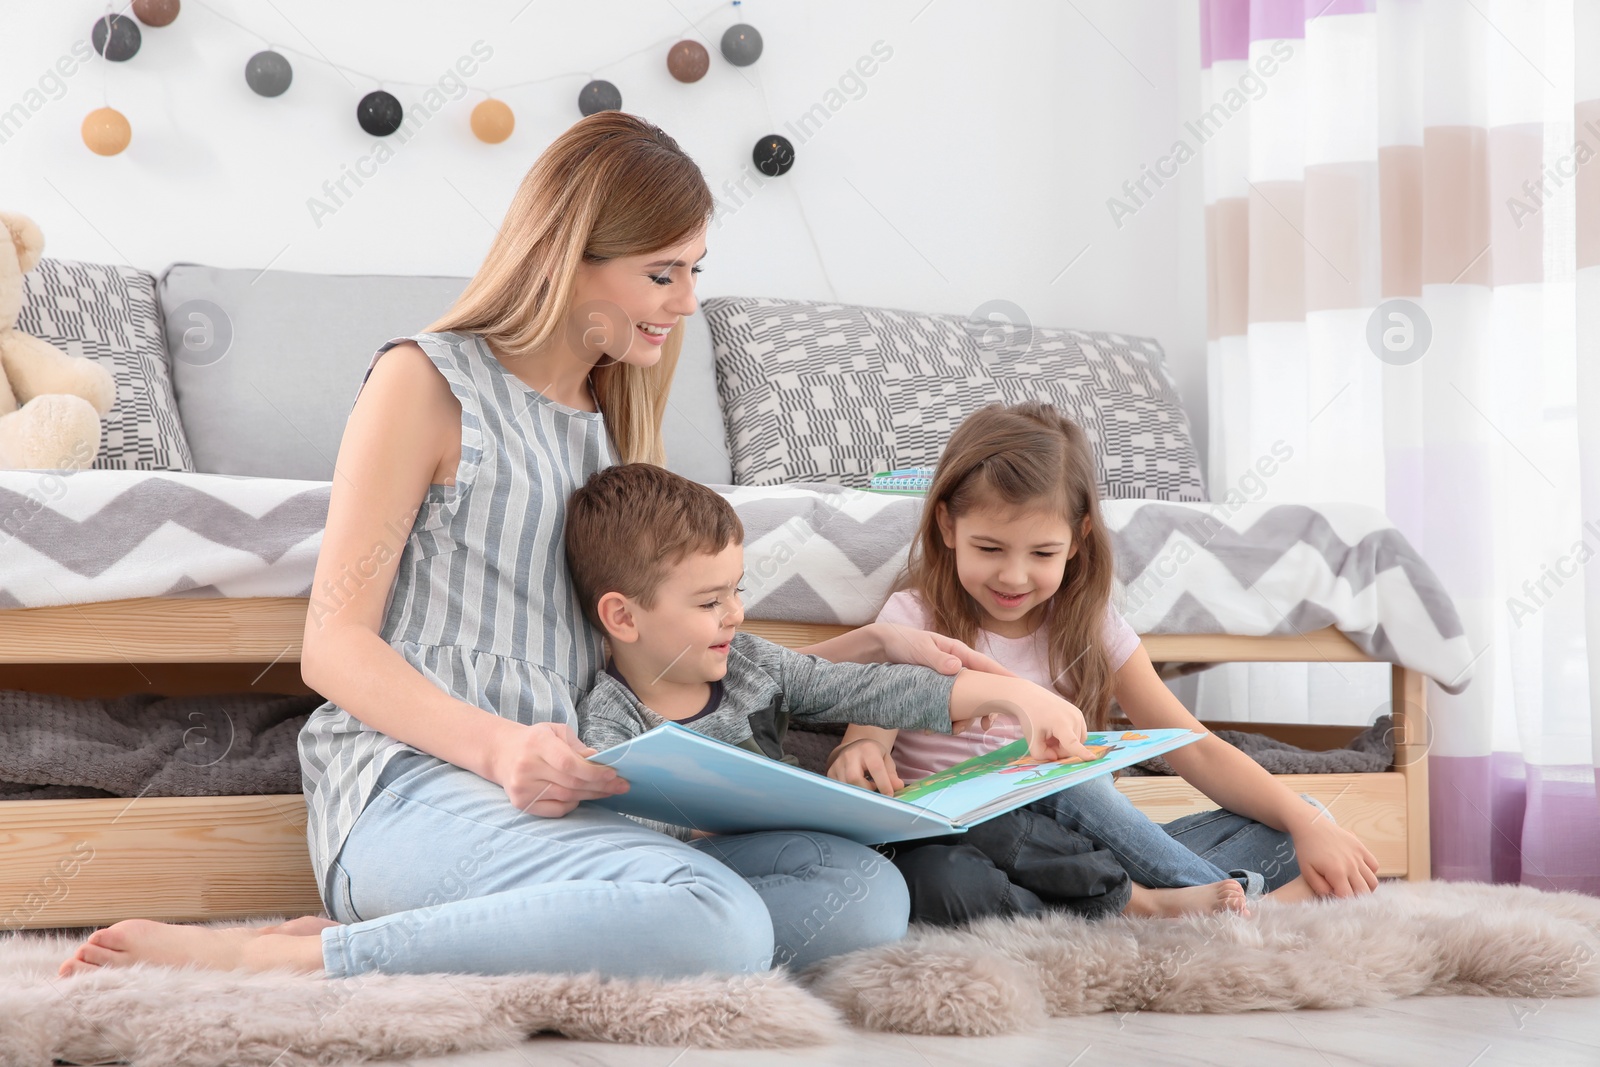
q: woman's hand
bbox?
[872,622,1018,679]
[828,737,905,796]
[491,721,630,817]
[1289,813,1381,897]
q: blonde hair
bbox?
[427,112,712,464]
[905,402,1118,729]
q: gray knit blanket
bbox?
[0,693,1391,799]
[1118,715,1394,776]
[0,691,318,799]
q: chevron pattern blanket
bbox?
[0,471,1473,691]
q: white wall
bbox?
[0,0,1209,465]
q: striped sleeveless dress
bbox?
[297,331,617,908]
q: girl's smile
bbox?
[938,501,1077,639]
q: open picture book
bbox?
[585,724,1202,845]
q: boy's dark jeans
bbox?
[883,806,1132,926]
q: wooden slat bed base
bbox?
[0,773,1413,930]
[1115,773,1408,876]
[1,795,322,928]
[0,599,1429,928]
[0,596,1375,665]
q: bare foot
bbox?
[56,918,327,978]
[1266,875,1317,904]
[1125,879,1249,918]
[259,915,340,937]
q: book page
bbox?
[892,729,1201,823]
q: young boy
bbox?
[565,464,1246,925]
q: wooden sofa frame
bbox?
[0,597,1429,929]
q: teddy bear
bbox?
[0,211,115,470]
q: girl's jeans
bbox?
[1032,773,1318,899]
[316,753,910,979]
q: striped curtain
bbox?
[1197,0,1600,892]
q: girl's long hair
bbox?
[905,401,1118,729]
[427,111,712,465]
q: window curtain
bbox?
[1195,0,1600,892]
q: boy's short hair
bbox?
[565,463,745,629]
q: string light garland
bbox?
[80,0,794,174]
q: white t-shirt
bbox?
[875,589,1143,781]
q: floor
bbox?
[391,995,1600,1067]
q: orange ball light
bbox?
[82,107,131,155]
[470,98,514,144]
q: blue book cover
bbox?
[585,724,1202,845]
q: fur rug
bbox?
[804,881,1600,1035]
[0,925,846,1065]
[1,882,1596,1064]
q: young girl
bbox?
[57,113,1012,982]
[829,401,1381,925]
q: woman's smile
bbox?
[635,320,675,346]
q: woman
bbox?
[57,113,1000,980]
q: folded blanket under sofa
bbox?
[0,692,1392,799]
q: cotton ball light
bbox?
[132,0,181,27]
[667,40,709,82]
[471,99,514,143]
[720,24,762,66]
[578,80,621,116]
[91,14,142,61]
[752,134,794,176]
[245,51,293,97]
[357,91,405,136]
[82,108,132,156]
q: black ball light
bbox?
[357,90,404,136]
[752,134,795,177]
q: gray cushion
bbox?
[159,263,731,484]
[706,295,1206,500]
[18,258,193,471]
[160,264,469,482]
[662,309,731,484]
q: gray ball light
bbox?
[245,50,293,97]
[720,23,762,66]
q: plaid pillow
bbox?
[706,296,1205,500]
[15,258,193,471]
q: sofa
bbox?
[0,257,1470,928]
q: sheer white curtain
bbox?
[1194,0,1600,890]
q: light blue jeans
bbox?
[1030,774,1319,899]
[317,753,910,979]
